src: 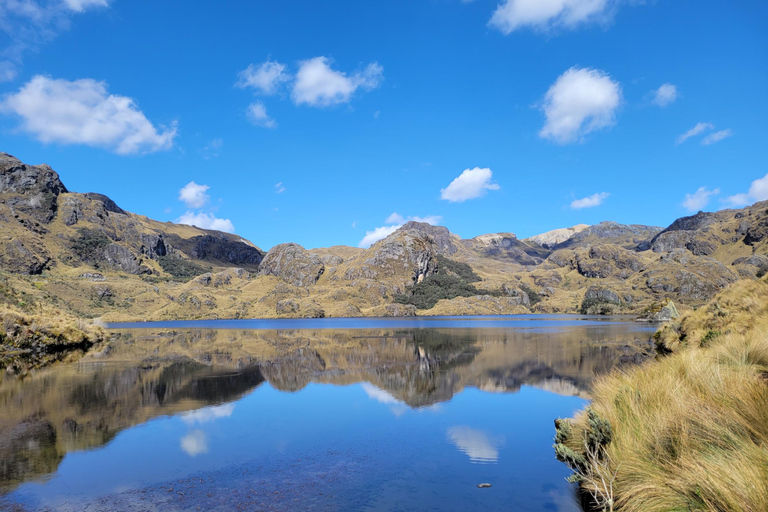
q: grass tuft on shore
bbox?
[555,277,768,512]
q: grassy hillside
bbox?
[554,276,768,512]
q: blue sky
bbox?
[1,0,766,250]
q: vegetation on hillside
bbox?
[157,255,210,281]
[394,255,485,310]
[554,276,768,512]
[70,228,110,263]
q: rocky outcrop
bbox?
[0,153,67,224]
[103,244,151,275]
[466,232,548,265]
[555,221,662,250]
[259,243,325,287]
[342,223,438,288]
[524,224,589,248]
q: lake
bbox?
[0,315,655,512]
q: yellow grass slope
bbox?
[555,276,768,512]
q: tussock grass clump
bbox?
[1,304,104,349]
[656,279,768,352]
[556,276,768,512]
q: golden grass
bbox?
[1,303,104,348]
[556,277,768,512]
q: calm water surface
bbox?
[0,316,655,511]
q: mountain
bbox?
[1,152,767,329]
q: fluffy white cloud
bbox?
[63,0,109,12]
[682,187,719,212]
[676,122,713,144]
[0,0,110,80]
[176,211,235,233]
[539,67,621,144]
[702,129,733,145]
[651,83,677,107]
[446,426,502,463]
[440,167,500,202]
[489,0,616,35]
[178,181,210,208]
[1,75,176,154]
[723,173,768,207]
[292,57,383,107]
[246,101,276,128]
[571,192,609,209]
[358,213,442,248]
[236,60,289,95]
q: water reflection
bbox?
[446,426,503,464]
[0,319,654,507]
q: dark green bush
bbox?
[394,257,483,310]
[157,255,209,281]
[435,254,480,283]
[71,228,110,262]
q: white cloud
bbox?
[359,225,400,248]
[446,426,502,463]
[275,182,286,194]
[701,129,732,145]
[63,0,109,12]
[179,181,210,208]
[682,187,719,212]
[1,75,176,154]
[181,404,235,425]
[571,192,609,209]
[676,122,713,144]
[358,213,442,248]
[236,60,290,95]
[440,167,500,202]
[246,101,276,128]
[177,211,235,233]
[651,83,677,107]
[180,430,207,457]
[489,0,617,35]
[539,67,621,144]
[292,57,383,107]
[723,173,768,207]
[0,0,110,80]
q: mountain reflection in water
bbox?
[0,319,655,509]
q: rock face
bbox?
[555,221,662,250]
[342,223,438,289]
[259,243,325,287]
[0,152,68,224]
[525,224,589,248]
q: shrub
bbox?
[394,257,482,310]
[157,255,209,281]
[71,228,110,262]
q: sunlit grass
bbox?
[556,277,768,512]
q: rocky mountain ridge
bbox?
[1,152,767,323]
